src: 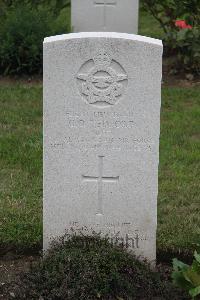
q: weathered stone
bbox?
[43,32,163,262]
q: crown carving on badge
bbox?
[93,50,112,67]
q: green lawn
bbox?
[0,83,43,251]
[158,88,200,253]
[0,83,199,254]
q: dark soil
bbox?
[0,255,39,299]
[0,236,189,300]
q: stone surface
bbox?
[43,32,163,262]
[71,0,139,34]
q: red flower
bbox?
[175,20,192,29]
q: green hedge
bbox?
[0,4,69,75]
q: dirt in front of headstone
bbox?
[163,71,200,88]
[0,254,189,300]
[162,58,200,88]
[0,254,40,300]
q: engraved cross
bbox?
[94,0,117,30]
[82,156,119,216]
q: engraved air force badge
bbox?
[77,50,128,107]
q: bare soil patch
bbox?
[0,255,39,299]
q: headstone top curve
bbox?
[44,32,163,47]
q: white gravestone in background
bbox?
[43,32,163,262]
[71,0,139,34]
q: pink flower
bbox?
[175,20,192,29]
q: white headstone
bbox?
[43,32,163,262]
[71,0,139,34]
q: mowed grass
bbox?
[158,88,200,253]
[0,83,199,254]
[0,83,43,251]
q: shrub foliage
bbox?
[9,234,188,299]
[142,0,200,75]
[0,2,69,75]
[0,6,51,74]
[0,0,70,17]
[172,251,200,299]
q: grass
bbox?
[0,82,199,255]
[158,88,200,253]
[0,83,43,250]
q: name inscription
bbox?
[66,110,136,129]
[49,109,154,152]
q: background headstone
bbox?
[43,32,163,262]
[71,0,139,34]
